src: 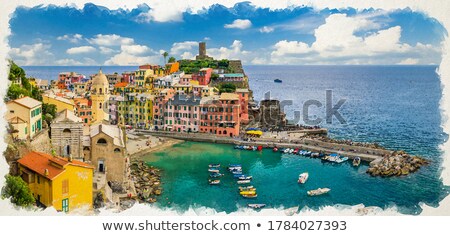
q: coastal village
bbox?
[2,42,428,213]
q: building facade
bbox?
[51,109,84,160]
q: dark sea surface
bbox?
[24,65,449,214]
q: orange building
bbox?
[166,62,180,74]
[73,98,91,125]
[235,89,249,124]
[199,93,241,137]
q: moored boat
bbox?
[307,188,330,196]
[334,156,349,163]
[240,190,256,195]
[237,179,251,184]
[298,172,309,184]
[238,175,252,180]
[239,186,255,191]
[229,164,242,167]
[293,148,299,154]
[209,179,220,185]
[208,164,220,168]
[242,193,257,198]
[283,148,290,153]
[210,173,223,178]
[257,145,263,151]
[353,157,361,167]
[273,147,278,152]
[248,204,266,209]
[208,168,220,173]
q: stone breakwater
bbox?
[130,160,162,203]
[366,151,429,177]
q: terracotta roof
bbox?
[8,96,42,109]
[18,151,93,180]
[114,82,129,88]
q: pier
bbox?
[134,130,387,163]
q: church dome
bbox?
[92,69,108,88]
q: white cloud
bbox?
[224,19,252,29]
[9,43,54,65]
[104,44,159,65]
[56,34,84,43]
[87,34,134,46]
[180,51,194,60]
[259,26,274,33]
[66,46,96,54]
[99,46,116,54]
[55,58,83,66]
[208,40,251,62]
[269,13,441,65]
[170,41,198,55]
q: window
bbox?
[63,128,71,133]
[97,138,107,144]
[62,179,69,194]
[114,148,121,153]
[37,175,40,184]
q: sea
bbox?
[23,65,449,214]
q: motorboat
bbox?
[334,156,348,163]
[353,157,361,167]
[238,175,252,180]
[283,148,290,153]
[257,146,263,151]
[240,190,256,195]
[274,79,282,83]
[242,193,257,198]
[293,148,299,154]
[304,151,312,157]
[288,148,294,154]
[307,188,330,196]
[298,172,309,184]
[209,179,220,185]
[208,164,220,168]
[209,173,223,178]
[237,179,251,184]
[248,204,266,209]
[208,168,220,173]
[228,166,242,171]
[273,147,278,152]
[239,186,255,191]
[229,164,242,167]
[233,174,245,178]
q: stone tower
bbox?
[91,69,109,123]
[199,42,206,57]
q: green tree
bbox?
[162,51,169,64]
[211,73,219,80]
[8,60,26,81]
[218,83,236,93]
[7,84,30,100]
[42,103,57,118]
[168,56,176,63]
[1,175,35,207]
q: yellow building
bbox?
[6,96,42,139]
[117,92,154,129]
[135,69,153,87]
[173,83,193,94]
[7,116,28,140]
[18,151,94,212]
[42,94,75,112]
[90,70,109,123]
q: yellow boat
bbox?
[240,190,256,195]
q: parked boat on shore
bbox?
[307,188,330,196]
[298,172,309,184]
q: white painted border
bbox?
[0,0,448,216]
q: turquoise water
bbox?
[145,142,448,215]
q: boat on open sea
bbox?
[298,172,309,184]
[210,173,223,178]
[307,188,330,196]
[248,204,266,209]
[208,168,220,173]
[209,164,220,168]
[353,157,361,167]
[274,79,282,83]
[209,179,220,185]
[237,179,251,184]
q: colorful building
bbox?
[153,89,175,130]
[6,96,43,139]
[90,70,109,123]
[199,93,241,137]
[164,94,201,132]
[73,98,91,125]
[192,68,213,86]
[42,93,75,112]
[17,151,94,212]
[235,88,250,124]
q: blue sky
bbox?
[8,2,447,66]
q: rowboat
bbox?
[353,157,361,167]
[237,180,251,184]
[293,148,299,154]
[248,204,266,209]
[208,164,220,168]
[273,147,278,152]
[298,172,309,184]
[307,188,330,196]
[209,179,220,185]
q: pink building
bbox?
[180,74,192,85]
[122,71,136,84]
[153,89,175,130]
[199,93,241,137]
[192,68,212,86]
[235,88,249,124]
[164,94,201,132]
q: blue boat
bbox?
[233,174,245,178]
[210,173,223,178]
[274,79,282,83]
[232,171,243,175]
[229,164,242,167]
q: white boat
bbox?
[283,148,290,153]
[242,194,257,198]
[239,186,255,191]
[208,164,220,168]
[334,156,348,163]
[237,179,251,184]
[288,148,294,154]
[238,175,252,180]
[307,188,330,196]
[353,157,361,167]
[209,179,220,185]
[208,168,220,173]
[298,172,309,184]
[248,204,266,209]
